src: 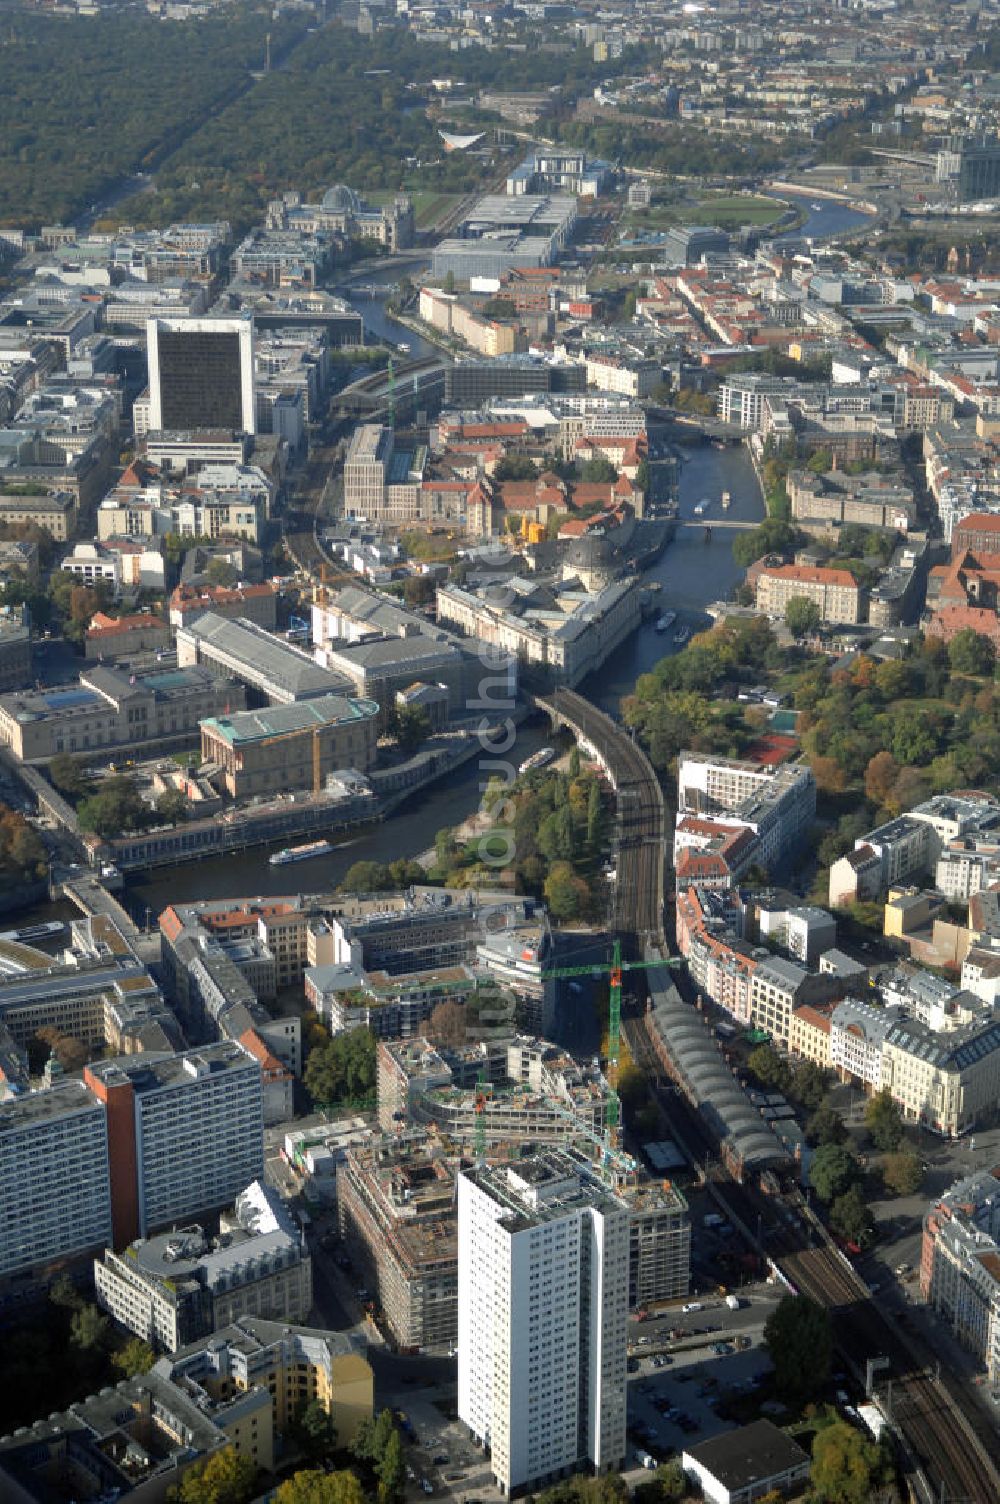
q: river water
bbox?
[87,197,871,916]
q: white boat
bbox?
[693,497,710,517]
[518,746,557,775]
[721,490,731,510]
[269,840,334,866]
[655,611,676,633]
[810,202,824,212]
[673,624,691,645]
[397,340,411,352]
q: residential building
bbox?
[94,1179,312,1351]
[0,1079,112,1280]
[0,1318,370,1489]
[830,998,901,1091]
[755,563,864,625]
[748,956,832,1047]
[169,580,277,631]
[626,1178,691,1308]
[922,1167,1000,1382]
[0,661,244,764]
[458,1150,628,1495]
[147,315,255,434]
[789,1002,834,1068]
[881,1016,1000,1136]
[200,694,380,799]
[675,751,816,875]
[85,1043,264,1243]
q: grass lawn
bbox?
[364,188,464,228]
[682,194,787,226]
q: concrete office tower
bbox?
[457,1150,628,1496]
[147,316,255,434]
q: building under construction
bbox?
[339,1131,690,1351]
[338,1132,458,1351]
[376,1035,610,1145]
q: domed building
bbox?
[322,184,362,215]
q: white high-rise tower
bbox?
[457,1150,628,1497]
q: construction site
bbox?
[333,1034,691,1352]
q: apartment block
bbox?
[675,751,816,875]
[458,1150,628,1495]
[95,1180,312,1352]
[86,1044,264,1244]
[922,1168,1000,1382]
[755,563,864,625]
[0,1079,112,1280]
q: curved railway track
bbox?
[541,690,664,947]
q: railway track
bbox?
[628,1005,1000,1503]
[543,690,664,947]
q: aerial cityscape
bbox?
[2,0,1000,1501]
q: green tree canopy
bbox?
[785,596,822,639]
[806,1103,848,1147]
[763,1294,832,1400]
[170,1449,257,1504]
[948,627,995,677]
[865,1088,904,1152]
[809,1143,861,1203]
[811,1420,887,1504]
[882,1149,922,1197]
[303,1028,376,1109]
[830,1184,875,1249]
[275,1472,366,1504]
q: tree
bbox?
[443,270,456,295]
[294,1398,336,1460]
[882,1149,923,1197]
[806,1103,847,1147]
[865,1088,903,1151]
[811,1420,885,1504]
[830,1184,875,1249]
[396,705,431,754]
[579,456,617,484]
[402,574,435,607]
[568,745,581,778]
[112,1336,156,1376]
[378,1426,406,1504]
[48,752,89,798]
[50,1273,84,1311]
[275,1467,365,1504]
[763,1294,832,1400]
[156,788,189,823]
[746,1043,793,1094]
[864,750,900,808]
[303,1028,376,1109]
[76,775,151,839]
[543,860,589,921]
[586,779,603,852]
[70,1304,110,1352]
[948,627,995,677]
[35,1026,89,1073]
[353,1408,397,1464]
[789,1060,827,1113]
[427,999,467,1046]
[632,1461,686,1504]
[171,1450,258,1504]
[616,1065,649,1110]
[809,1143,860,1203]
[785,596,821,639]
